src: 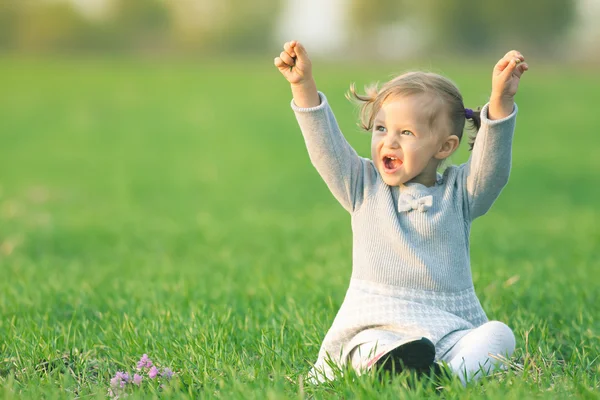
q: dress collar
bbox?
[399,173,444,196]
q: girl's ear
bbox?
[434,135,460,160]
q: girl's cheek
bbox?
[371,135,382,148]
[402,141,422,150]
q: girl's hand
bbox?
[274,41,313,85]
[274,40,320,108]
[489,50,529,119]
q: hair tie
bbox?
[465,108,474,119]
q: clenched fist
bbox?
[274,41,319,108]
[274,41,313,86]
[489,50,529,120]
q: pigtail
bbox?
[465,107,482,151]
[346,82,380,132]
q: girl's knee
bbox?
[483,320,511,330]
[482,320,514,336]
[480,320,516,355]
[481,320,512,334]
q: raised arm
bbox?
[274,41,374,213]
[463,50,529,220]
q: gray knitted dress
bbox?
[291,92,518,381]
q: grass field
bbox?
[1,56,599,399]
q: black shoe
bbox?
[370,337,436,374]
[417,361,453,380]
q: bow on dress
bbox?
[397,195,433,213]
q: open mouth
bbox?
[382,156,402,173]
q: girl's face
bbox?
[371,94,449,187]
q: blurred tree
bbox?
[0,0,579,58]
[419,0,577,54]
[347,0,411,55]
[0,0,283,56]
[0,0,116,54]
[349,0,406,28]
[348,0,576,56]
[0,1,19,52]
[107,0,173,53]
[4,1,93,53]
[169,0,282,55]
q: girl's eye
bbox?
[375,125,386,132]
[401,130,414,136]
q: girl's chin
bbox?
[381,174,406,186]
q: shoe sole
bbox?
[371,337,436,374]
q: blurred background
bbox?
[0,0,598,60]
[1,0,599,286]
[1,1,599,276]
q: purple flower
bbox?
[119,372,130,383]
[109,354,173,394]
[161,368,173,380]
[148,366,159,379]
[137,354,153,370]
[110,371,129,388]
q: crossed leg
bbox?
[348,321,516,385]
[440,320,516,385]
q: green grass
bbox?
[0,56,599,399]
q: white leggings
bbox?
[350,321,516,385]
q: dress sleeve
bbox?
[460,102,518,221]
[292,91,377,213]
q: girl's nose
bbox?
[384,134,400,148]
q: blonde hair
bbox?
[346,71,481,151]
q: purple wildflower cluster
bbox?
[108,354,174,398]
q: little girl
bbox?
[274,41,529,385]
